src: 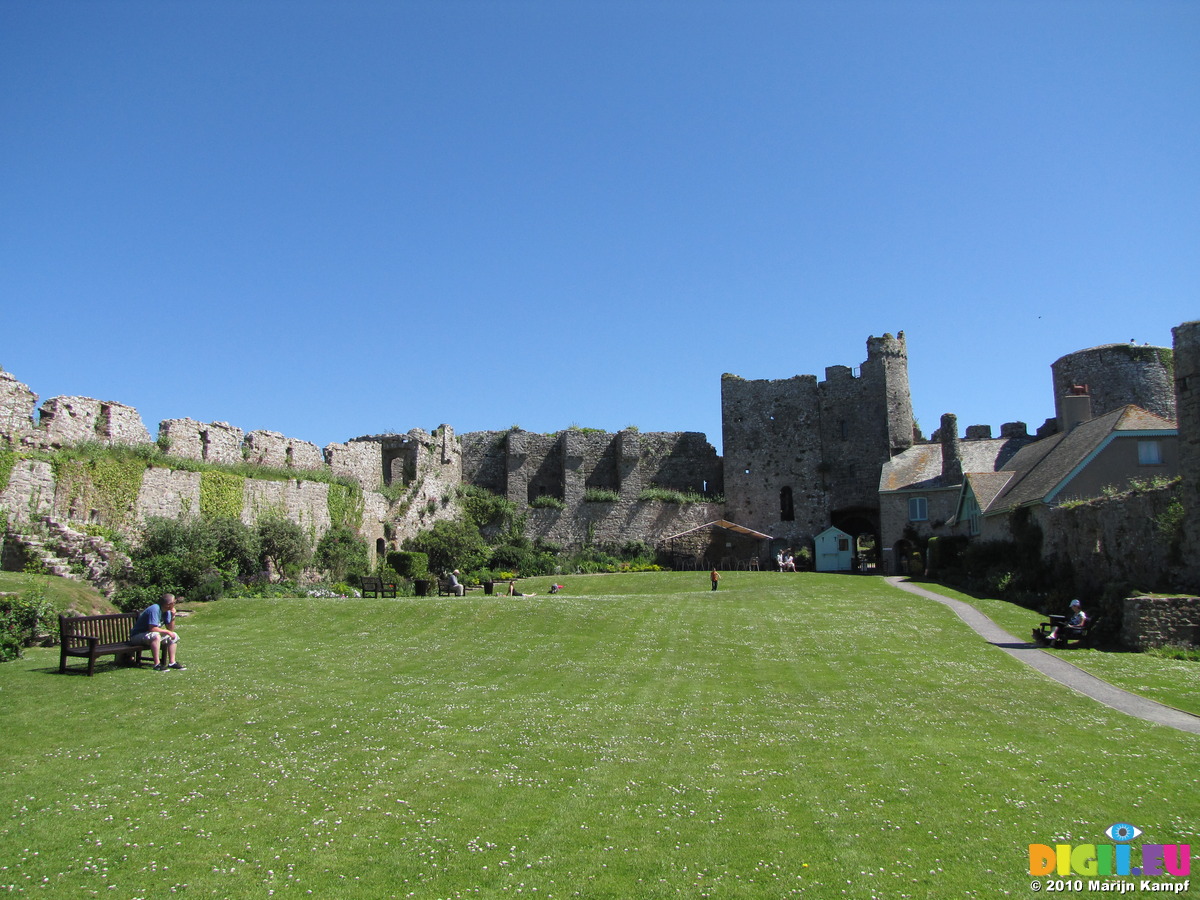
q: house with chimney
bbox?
[877,414,1034,572]
[878,387,1179,572]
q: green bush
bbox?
[530,495,566,510]
[404,519,490,575]
[258,517,311,581]
[118,516,263,605]
[0,577,56,662]
[458,485,517,530]
[313,525,370,583]
[387,551,429,580]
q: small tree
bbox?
[314,525,370,583]
[404,519,489,575]
[258,517,311,581]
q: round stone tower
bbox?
[1051,343,1175,428]
[1172,321,1200,585]
[863,331,914,455]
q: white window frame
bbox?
[1138,440,1163,465]
[908,497,928,522]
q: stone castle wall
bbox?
[1120,596,1199,650]
[721,332,913,545]
[1052,343,1175,427]
[1173,321,1200,588]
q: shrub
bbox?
[404,519,490,575]
[0,577,56,661]
[313,525,370,583]
[457,485,517,530]
[387,551,429,580]
[258,517,311,581]
[530,495,566,510]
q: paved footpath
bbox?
[887,576,1200,736]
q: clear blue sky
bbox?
[2,1,1196,454]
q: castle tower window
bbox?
[780,486,795,521]
[908,497,928,522]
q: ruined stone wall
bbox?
[722,332,913,545]
[1052,343,1175,426]
[1041,485,1193,595]
[0,372,37,439]
[159,419,245,466]
[524,499,723,551]
[39,397,153,447]
[722,373,825,541]
[1173,321,1200,588]
[244,430,326,471]
[1120,596,1199,650]
[461,429,720,507]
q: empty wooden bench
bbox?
[59,613,151,676]
[360,576,398,598]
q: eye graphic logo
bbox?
[1029,823,1191,878]
[1105,823,1142,842]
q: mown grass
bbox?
[911,579,1200,717]
[0,571,115,616]
[0,572,1195,899]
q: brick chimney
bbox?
[940,413,963,484]
[1060,384,1093,433]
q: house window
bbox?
[1138,440,1163,465]
[838,538,850,552]
[909,497,928,522]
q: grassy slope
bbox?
[0,571,116,616]
[0,572,1195,899]
[909,578,1200,717]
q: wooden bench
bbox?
[59,613,152,676]
[360,576,397,598]
[1032,615,1101,649]
[438,578,479,596]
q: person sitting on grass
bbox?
[506,580,536,597]
[130,593,185,671]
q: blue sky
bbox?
[2,1,1196,454]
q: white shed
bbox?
[814,526,853,572]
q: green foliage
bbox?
[457,484,517,529]
[115,516,262,608]
[583,488,619,503]
[326,483,364,531]
[0,576,55,662]
[0,444,16,495]
[313,525,370,583]
[488,540,557,576]
[1156,497,1186,563]
[563,540,658,574]
[51,453,146,528]
[404,518,490,575]
[638,486,724,504]
[199,470,246,520]
[386,550,429,580]
[530,495,566,510]
[257,517,312,581]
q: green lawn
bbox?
[912,579,1200,717]
[1,572,1195,899]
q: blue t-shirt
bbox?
[131,604,172,638]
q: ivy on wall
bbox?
[0,445,15,495]
[199,470,246,520]
[50,455,146,528]
[327,482,364,531]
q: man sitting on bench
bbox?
[1047,599,1087,645]
[131,593,185,672]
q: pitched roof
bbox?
[879,436,1032,492]
[984,405,1176,513]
